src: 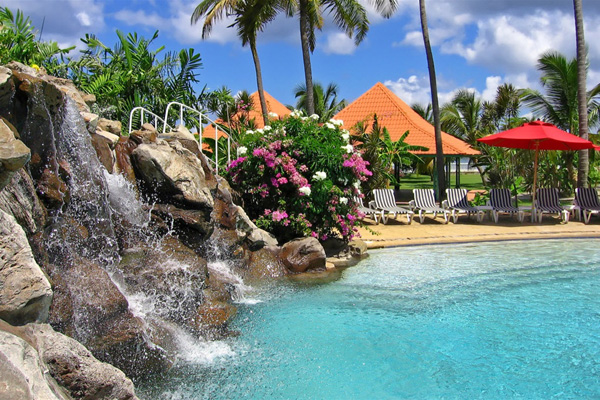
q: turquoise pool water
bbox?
[139,239,600,399]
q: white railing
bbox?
[128,102,234,175]
[128,107,173,135]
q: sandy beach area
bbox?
[356,212,600,248]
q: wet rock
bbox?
[244,246,287,280]
[36,168,69,210]
[192,300,237,339]
[0,169,47,235]
[132,140,214,209]
[90,132,115,173]
[280,237,326,273]
[235,205,278,250]
[114,136,138,185]
[0,320,140,400]
[325,239,369,269]
[95,128,120,147]
[81,111,99,133]
[0,210,52,326]
[82,92,96,108]
[150,204,213,245]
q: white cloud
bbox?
[384,75,458,106]
[323,33,357,55]
[113,10,167,29]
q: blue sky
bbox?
[7,0,600,110]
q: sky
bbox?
[6,0,600,111]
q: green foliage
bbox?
[292,82,347,122]
[68,30,203,133]
[0,7,73,71]
[225,111,372,242]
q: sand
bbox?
[356,212,600,248]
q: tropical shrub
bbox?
[225,111,372,242]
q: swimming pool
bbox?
[139,239,600,399]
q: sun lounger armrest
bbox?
[408,200,416,210]
[441,200,449,209]
[368,200,376,209]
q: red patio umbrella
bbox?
[477,120,596,220]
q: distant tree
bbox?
[293,82,346,121]
[191,0,278,126]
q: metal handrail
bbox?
[128,106,173,134]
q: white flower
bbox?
[353,181,361,188]
[342,144,354,153]
[263,125,272,132]
[312,171,327,181]
[268,112,278,118]
[256,128,264,134]
[237,146,247,156]
[299,186,311,196]
[301,116,308,121]
[310,114,319,120]
[341,132,350,142]
[330,118,343,126]
[290,109,303,118]
[246,129,254,135]
[339,197,348,205]
[325,122,335,129]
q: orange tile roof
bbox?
[334,82,479,156]
[202,90,291,140]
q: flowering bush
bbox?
[225,111,372,242]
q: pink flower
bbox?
[272,210,288,222]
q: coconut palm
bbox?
[574,0,589,187]
[293,82,346,121]
[418,0,445,199]
[191,0,277,126]
[412,103,433,124]
[522,51,600,189]
[287,0,397,115]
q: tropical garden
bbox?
[1,0,597,242]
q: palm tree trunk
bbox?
[250,40,269,126]
[299,0,315,115]
[574,0,589,188]
[419,0,445,199]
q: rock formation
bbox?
[0,61,362,395]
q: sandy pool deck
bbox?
[356,213,600,248]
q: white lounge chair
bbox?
[409,189,450,224]
[535,188,569,223]
[489,188,524,223]
[443,188,484,223]
[353,196,383,224]
[574,187,600,224]
[372,189,413,224]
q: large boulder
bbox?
[159,125,201,157]
[132,140,214,209]
[0,320,139,400]
[0,210,52,325]
[0,118,30,189]
[280,237,327,273]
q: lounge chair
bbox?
[353,196,383,224]
[574,187,600,224]
[372,189,413,224]
[535,188,569,223]
[409,189,450,224]
[489,188,524,223]
[443,188,484,223]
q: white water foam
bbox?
[207,260,261,304]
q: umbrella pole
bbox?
[531,146,540,222]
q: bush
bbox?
[225,111,372,242]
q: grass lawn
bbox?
[399,173,485,190]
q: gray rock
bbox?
[80,111,99,133]
[280,237,326,273]
[132,140,214,208]
[0,210,52,325]
[95,128,120,147]
[0,118,30,189]
[0,320,139,400]
[235,206,278,250]
[0,328,66,400]
[160,125,201,157]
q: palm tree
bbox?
[574,0,589,187]
[522,51,600,190]
[191,0,276,126]
[289,0,396,115]
[293,82,346,121]
[418,0,445,199]
[412,102,433,123]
